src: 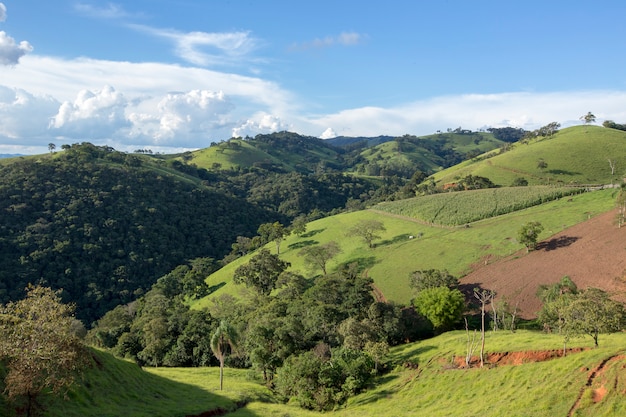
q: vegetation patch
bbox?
[375,186,583,225]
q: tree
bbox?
[414,286,465,331]
[617,185,626,228]
[0,286,89,416]
[409,269,458,292]
[210,320,239,390]
[346,219,386,248]
[290,216,308,237]
[580,111,596,125]
[233,249,290,296]
[299,241,342,276]
[518,221,544,252]
[47,143,56,153]
[473,288,494,367]
[564,288,625,347]
[537,158,548,171]
[258,222,289,254]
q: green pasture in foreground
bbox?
[42,330,626,417]
[194,188,617,309]
[433,125,626,186]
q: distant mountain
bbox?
[0,154,23,158]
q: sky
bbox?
[2,1,626,154]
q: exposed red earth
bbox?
[460,209,626,319]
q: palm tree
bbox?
[210,320,239,390]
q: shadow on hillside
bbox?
[207,281,226,295]
[338,256,379,274]
[348,374,399,407]
[288,239,317,250]
[300,228,325,238]
[537,235,579,251]
[377,233,414,247]
[546,169,581,176]
[393,345,437,364]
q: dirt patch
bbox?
[460,209,626,319]
[450,348,587,368]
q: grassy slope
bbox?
[42,349,272,417]
[43,331,626,417]
[194,189,615,309]
[432,125,626,186]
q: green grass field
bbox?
[433,125,626,186]
[41,330,626,417]
[194,188,616,309]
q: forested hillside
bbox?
[0,144,282,324]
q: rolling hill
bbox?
[432,125,626,187]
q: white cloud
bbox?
[290,32,366,51]
[0,31,33,65]
[320,127,337,139]
[306,91,626,137]
[50,85,130,139]
[129,24,258,67]
[128,90,235,145]
[0,85,59,141]
[232,114,290,138]
[0,3,6,22]
[74,2,134,19]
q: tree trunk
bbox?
[219,356,224,390]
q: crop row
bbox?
[375,186,583,226]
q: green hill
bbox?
[350,132,505,178]
[38,331,626,416]
[195,188,616,309]
[432,125,626,186]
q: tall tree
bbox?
[0,286,89,416]
[346,219,386,248]
[299,241,342,276]
[258,222,289,254]
[210,320,239,390]
[564,288,625,347]
[473,288,494,367]
[233,249,290,296]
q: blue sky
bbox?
[2,0,626,154]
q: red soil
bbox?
[452,348,588,368]
[460,209,626,319]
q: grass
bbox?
[38,331,626,417]
[432,125,626,186]
[375,186,583,225]
[194,188,617,308]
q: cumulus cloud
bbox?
[128,90,235,145]
[290,32,366,51]
[0,3,33,66]
[320,127,337,139]
[50,85,130,138]
[232,114,290,138]
[0,85,59,142]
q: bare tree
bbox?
[473,288,494,368]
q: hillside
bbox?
[195,188,618,313]
[39,331,626,417]
[460,208,626,319]
[0,143,282,324]
[432,125,626,186]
